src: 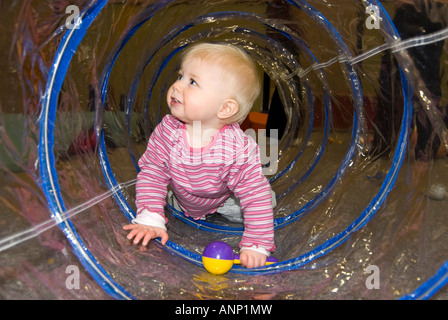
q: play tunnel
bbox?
[1,0,448,299]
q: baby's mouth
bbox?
[171,97,181,104]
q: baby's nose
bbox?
[172,80,183,92]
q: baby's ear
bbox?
[217,99,239,121]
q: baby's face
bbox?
[167,56,233,128]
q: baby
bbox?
[123,42,275,268]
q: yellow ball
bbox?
[202,256,234,275]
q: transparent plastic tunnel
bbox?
[1,0,448,300]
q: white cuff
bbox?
[132,209,167,231]
[240,245,270,257]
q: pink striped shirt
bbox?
[135,115,275,252]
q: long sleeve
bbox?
[227,135,275,253]
[135,115,178,223]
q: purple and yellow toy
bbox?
[202,241,278,275]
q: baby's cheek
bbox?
[166,87,172,103]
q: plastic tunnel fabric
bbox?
[1,0,448,300]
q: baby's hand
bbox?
[123,223,169,246]
[239,249,267,268]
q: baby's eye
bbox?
[190,79,197,86]
[177,74,183,80]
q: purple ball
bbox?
[203,241,234,261]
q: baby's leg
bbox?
[217,194,244,223]
[167,190,182,211]
[218,189,277,223]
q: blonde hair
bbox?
[180,42,261,124]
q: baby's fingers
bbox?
[124,226,147,244]
[122,224,134,230]
[125,228,139,241]
[123,224,168,246]
[142,232,155,246]
[158,230,169,245]
[239,252,250,267]
[131,230,147,244]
